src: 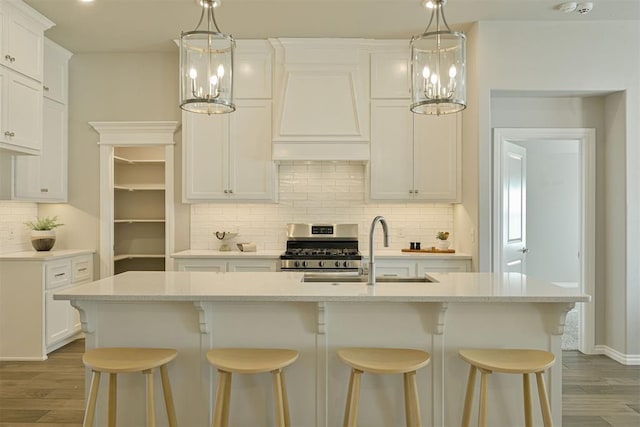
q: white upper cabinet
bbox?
[42,38,71,104]
[13,97,67,201]
[183,100,275,202]
[234,40,272,99]
[370,100,461,202]
[0,0,53,82]
[0,66,42,154]
[270,39,371,160]
[370,48,410,99]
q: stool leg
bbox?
[83,370,101,427]
[343,368,362,427]
[404,371,422,427]
[535,371,554,427]
[144,369,156,427]
[272,368,286,427]
[523,373,533,427]
[108,373,117,427]
[160,364,178,427]
[478,369,490,427]
[212,370,231,427]
[280,369,292,427]
[461,365,477,427]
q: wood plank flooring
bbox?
[1,339,638,426]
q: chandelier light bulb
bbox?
[189,68,197,79]
[449,65,457,78]
[217,64,225,78]
[430,73,439,85]
[422,66,430,79]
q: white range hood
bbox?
[269,39,371,161]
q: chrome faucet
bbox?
[368,215,389,286]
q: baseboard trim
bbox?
[594,345,640,365]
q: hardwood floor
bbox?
[0,340,638,426]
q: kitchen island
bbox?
[55,271,589,427]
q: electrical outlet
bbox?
[470,227,475,243]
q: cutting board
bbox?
[402,248,456,254]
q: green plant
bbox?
[436,231,450,241]
[24,215,64,231]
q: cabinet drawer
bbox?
[45,260,71,289]
[72,255,93,283]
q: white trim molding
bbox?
[594,345,640,366]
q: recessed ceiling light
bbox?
[576,2,594,14]
[80,0,95,3]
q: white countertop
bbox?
[0,249,95,261]
[171,249,471,260]
[55,271,590,303]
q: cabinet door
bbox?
[227,259,277,272]
[370,101,414,200]
[176,259,227,272]
[183,111,229,200]
[413,114,461,202]
[370,51,409,99]
[229,100,275,200]
[234,41,272,99]
[417,259,471,273]
[45,289,72,346]
[374,259,417,277]
[14,98,67,201]
[2,69,42,154]
[2,4,43,81]
[43,39,70,104]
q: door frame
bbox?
[492,128,596,354]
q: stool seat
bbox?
[82,347,178,427]
[207,348,299,427]
[206,348,299,374]
[459,348,556,427]
[338,347,431,374]
[83,347,177,373]
[338,347,431,427]
[458,349,555,374]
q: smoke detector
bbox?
[558,2,578,13]
[575,2,594,14]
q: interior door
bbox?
[502,141,528,273]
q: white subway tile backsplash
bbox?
[190,161,454,251]
[0,201,38,254]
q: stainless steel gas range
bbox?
[279,223,362,273]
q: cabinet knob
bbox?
[414,189,419,194]
[43,85,50,91]
[409,189,414,194]
[4,54,15,62]
[223,189,228,194]
[4,131,15,137]
[40,188,49,193]
[228,189,233,194]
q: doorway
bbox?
[492,128,595,354]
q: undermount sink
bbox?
[301,274,437,283]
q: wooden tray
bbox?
[401,248,456,254]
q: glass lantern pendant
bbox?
[410,0,466,115]
[179,0,235,114]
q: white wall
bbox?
[191,161,454,251]
[470,21,639,358]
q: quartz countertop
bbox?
[0,249,95,261]
[55,271,590,303]
[171,249,471,259]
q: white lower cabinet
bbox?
[367,257,471,277]
[0,251,94,360]
[176,258,278,272]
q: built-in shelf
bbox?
[114,254,165,262]
[114,155,165,165]
[114,219,166,223]
[114,184,165,191]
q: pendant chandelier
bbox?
[179,0,235,114]
[410,0,466,115]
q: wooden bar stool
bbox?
[338,347,431,427]
[206,348,299,427]
[458,348,556,427]
[82,347,178,427]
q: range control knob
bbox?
[302,260,308,268]
[335,261,341,268]
[343,261,350,268]
[294,260,301,268]
[318,260,325,268]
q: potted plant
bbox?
[25,215,64,251]
[436,231,450,250]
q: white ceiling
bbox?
[24,0,640,54]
